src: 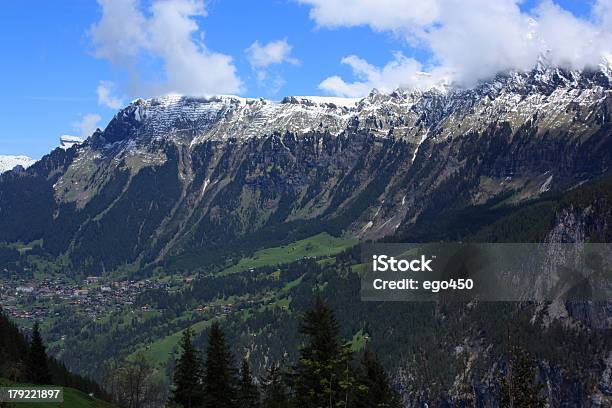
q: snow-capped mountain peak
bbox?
[0,155,35,174]
[85,63,610,163]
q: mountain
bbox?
[0,155,35,174]
[0,64,609,275]
[1,63,612,406]
[50,174,612,407]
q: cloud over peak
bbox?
[319,53,452,98]
[97,81,124,109]
[302,0,612,96]
[73,113,102,138]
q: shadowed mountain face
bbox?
[1,65,610,275]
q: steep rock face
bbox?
[403,182,612,408]
[0,65,611,274]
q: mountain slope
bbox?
[2,64,612,406]
[52,174,612,407]
[0,64,610,276]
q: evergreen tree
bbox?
[203,322,237,408]
[355,350,401,408]
[261,363,289,408]
[237,357,260,408]
[292,296,355,407]
[172,328,203,408]
[26,322,51,385]
[499,346,545,408]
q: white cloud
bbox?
[299,0,438,35]
[73,114,102,137]
[245,39,298,95]
[425,0,540,85]
[302,0,612,94]
[90,0,242,97]
[245,39,298,68]
[532,1,612,69]
[320,53,451,97]
[594,0,612,27]
[97,81,124,109]
[89,0,147,67]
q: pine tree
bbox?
[237,357,260,408]
[355,350,401,408]
[261,363,289,408]
[203,321,237,408]
[26,322,51,385]
[172,328,204,408]
[292,296,355,407]
[499,345,545,408]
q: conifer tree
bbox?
[26,322,51,385]
[499,345,545,408]
[172,328,203,408]
[292,296,354,407]
[355,350,401,408]
[203,321,237,408]
[237,357,260,408]
[261,363,289,408]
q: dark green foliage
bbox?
[26,322,51,385]
[292,296,356,407]
[0,310,106,398]
[172,328,203,408]
[136,262,304,311]
[355,350,401,408]
[499,345,546,408]
[70,146,182,273]
[237,357,260,408]
[0,246,20,266]
[261,363,289,408]
[0,147,77,246]
[203,322,237,408]
[393,191,524,243]
[111,353,168,408]
[0,310,29,381]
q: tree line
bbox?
[1,298,548,408]
[0,309,107,398]
[170,296,401,408]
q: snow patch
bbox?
[540,174,553,193]
[60,135,84,150]
[290,96,360,108]
[0,155,35,173]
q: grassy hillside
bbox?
[130,318,213,367]
[220,232,356,275]
[0,379,115,408]
[126,233,356,368]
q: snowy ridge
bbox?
[0,155,35,174]
[114,95,358,145]
[60,135,84,150]
[99,64,610,152]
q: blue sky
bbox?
[0,0,609,159]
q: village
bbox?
[0,275,177,321]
